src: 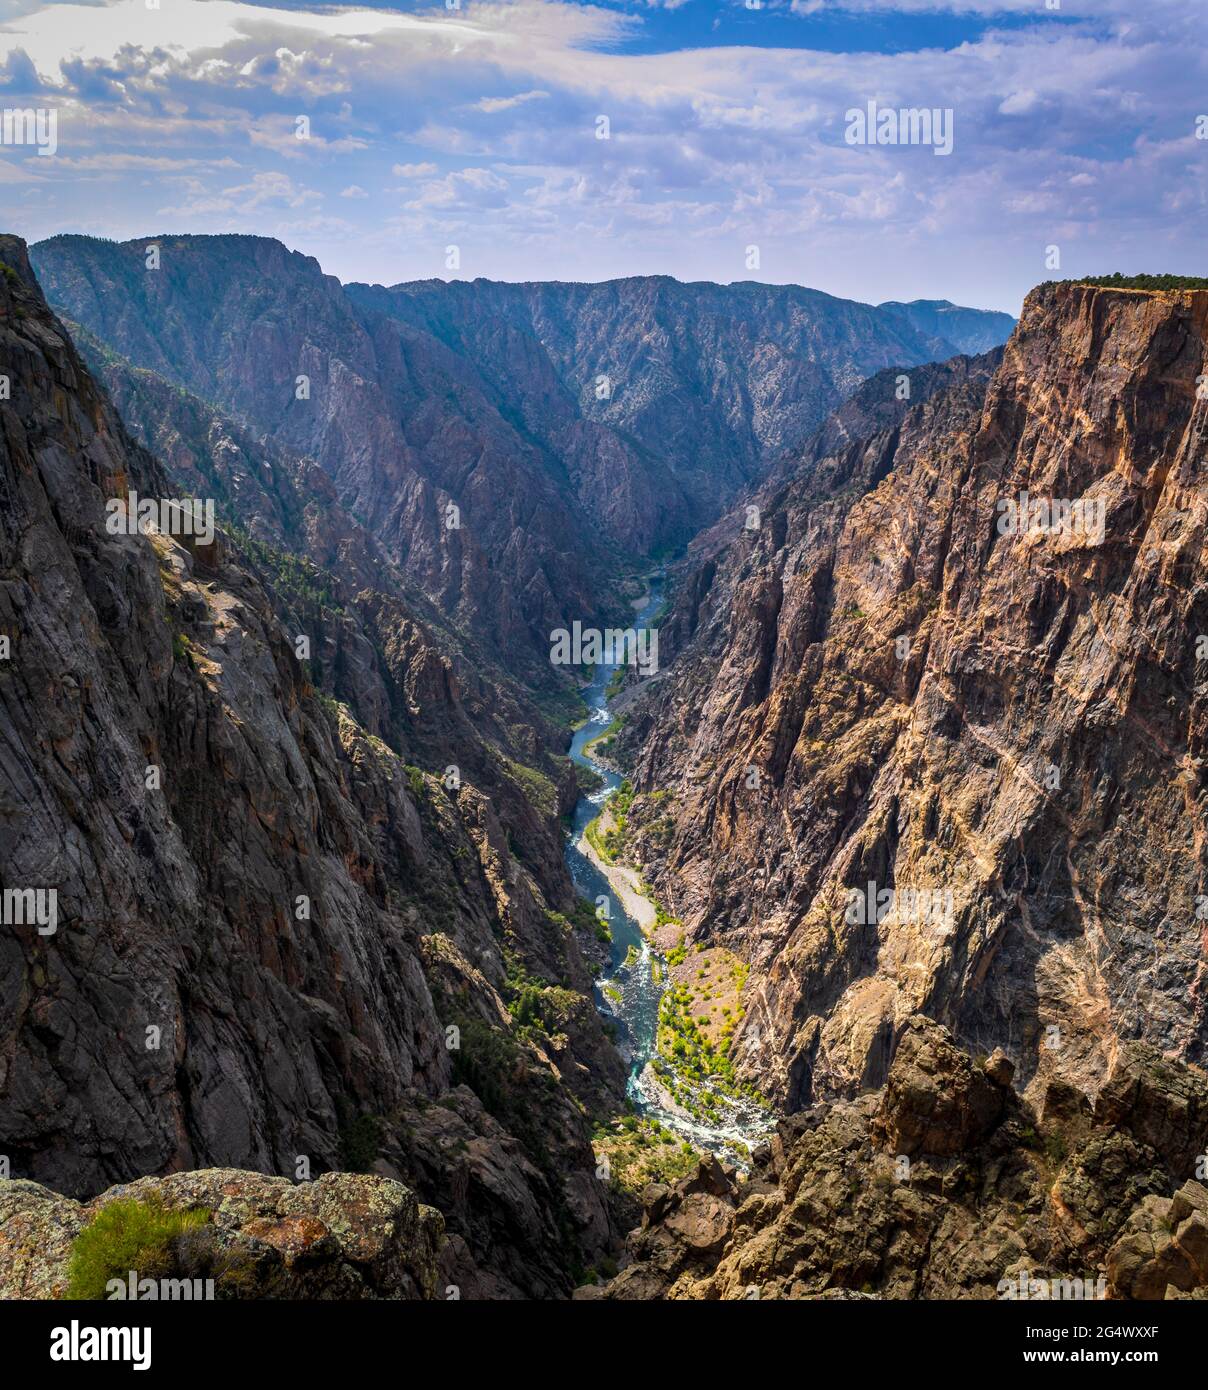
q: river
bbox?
[563,575,773,1156]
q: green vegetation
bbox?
[503,952,579,1043]
[1044,1131,1069,1166]
[512,981,554,1030]
[572,761,605,797]
[592,1112,700,1213]
[449,1014,524,1118]
[653,978,765,1126]
[338,1113,382,1173]
[583,712,627,759]
[65,1198,210,1300]
[584,779,644,869]
[565,895,611,945]
[1057,273,1208,292]
[583,811,612,864]
[598,780,634,859]
[530,683,590,731]
[498,753,558,819]
[650,893,681,931]
[228,526,345,618]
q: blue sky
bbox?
[0,0,1203,312]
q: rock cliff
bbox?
[30,236,1013,660]
[0,234,620,1297]
[619,282,1208,1117]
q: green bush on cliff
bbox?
[1056,273,1208,291]
[65,1197,211,1301]
[567,894,611,944]
[338,1113,383,1173]
[449,1014,522,1118]
[499,755,557,818]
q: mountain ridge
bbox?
[31,232,1014,591]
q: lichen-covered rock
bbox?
[0,1170,443,1300]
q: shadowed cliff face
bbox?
[65,320,587,826]
[27,233,624,683]
[345,275,1008,556]
[0,235,624,1298]
[619,282,1208,1114]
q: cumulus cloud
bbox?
[0,0,1203,310]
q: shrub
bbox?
[1063,273,1208,291]
[65,1198,211,1301]
[338,1113,382,1173]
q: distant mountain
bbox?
[30,235,1014,670]
[346,275,1015,553]
[878,297,1017,356]
[29,234,626,683]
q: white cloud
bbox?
[476,89,548,113]
[0,0,1203,310]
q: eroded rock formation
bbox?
[620,282,1208,1116]
[580,1017,1208,1300]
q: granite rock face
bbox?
[29,233,619,681]
[582,1017,1208,1301]
[620,282,1208,1114]
[0,235,619,1297]
[347,275,1012,556]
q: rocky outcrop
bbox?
[1107,1183,1208,1300]
[0,1169,443,1300]
[581,1017,1208,1300]
[619,282,1208,1114]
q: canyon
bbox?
[5,227,1208,1302]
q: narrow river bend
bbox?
[563,576,773,1156]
